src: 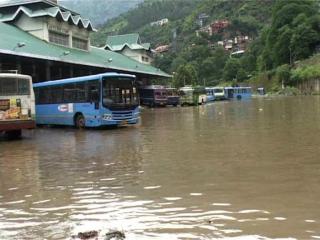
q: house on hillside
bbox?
[104,33,153,65]
[196,19,230,37]
[150,18,169,27]
[0,0,169,83]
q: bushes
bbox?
[291,65,320,82]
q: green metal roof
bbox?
[105,33,151,51]
[106,33,140,46]
[0,22,171,78]
[0,3,94,31]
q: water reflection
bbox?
[0,97,320,239]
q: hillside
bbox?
[91,0,320,89]
[58,0,144,27]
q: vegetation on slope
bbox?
[92,0,320,91]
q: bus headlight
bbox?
[134,111,140,117]
[103,114,112,120]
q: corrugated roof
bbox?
[106,33,140,46]
[0,3,94,31]
[0,0,79,15]
[105,33,151,51]
[105,33,150,51]
[0,22,171,78]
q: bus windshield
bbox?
[0,77,30,96]
[102,77,138,108]
[214,88,224,93]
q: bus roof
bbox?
[0,73,32,80]
[224,86,251,89]
[33,72,135,88]
[140,85,166,90]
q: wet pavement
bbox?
[0,96,320,239]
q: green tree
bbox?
[174,64,198,87]
[223,58,241,81]
[260,0,320,69]
[276,64,291,86]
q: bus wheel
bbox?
[75,114,85,129]
[5,130,22,139]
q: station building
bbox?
[105,33,153,65]
[0,0,170,84]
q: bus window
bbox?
[17,78,30,95]
[88,81,100,103]
[0,78,17,95]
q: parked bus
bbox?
[33,73,140,128]
[205,87,215,102]
[139,85,167,107]
[166,87,180,106]
[179,86,207,106]
[0,73,35,138]
[224,86,252,100]
[212,87,226,100]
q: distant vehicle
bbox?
[139,85,167,107]
[179,86,207,106]
[224,87,252,100]
[212,87,226,100]
[257,87,266,95]
[33,73,140,128]
[0,73,36,138]
[205,87,215,102]
[166,87,180,106]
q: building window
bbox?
[72,37,88,51]
[142,56,149,62]
[49,31,69,47]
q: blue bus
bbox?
[224,87,252,100]
[33,73,140,128]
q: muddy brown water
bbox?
[0,96,320,240]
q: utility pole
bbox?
[172,28,177,53]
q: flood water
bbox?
[0,96,320,240]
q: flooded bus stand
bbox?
[1,0,320,239]
[1,96,320,239]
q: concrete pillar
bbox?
[46,61,51,81]
[32,62,37,82]
[16,59,22,74]
[58,66,62,79]
[69,65,74,78]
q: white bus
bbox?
[212,87,226,100]
[0,73,35,138]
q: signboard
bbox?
[0,98,21,120]
[58,103,74,113]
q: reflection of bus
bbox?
[179,86,207,106]
[212,87,226,100]
[205,87,215,102]
[0,73,36,138]
[166,88,180,106]
[33,73,140,128]
[224,87,252,100]
[139,85,167,107]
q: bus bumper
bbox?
[100,117,140,126]
[0,120,36,131]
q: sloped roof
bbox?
[105,33,151,51]
[0,1,94,31]
[0,22,170,78]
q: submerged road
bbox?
[0,96,320,239]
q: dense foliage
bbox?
[91,0,320,89]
